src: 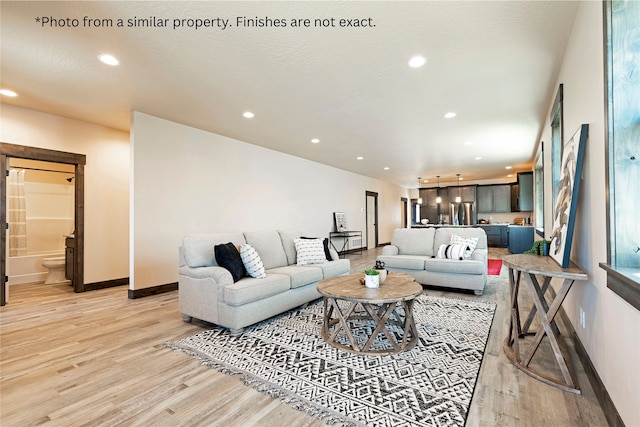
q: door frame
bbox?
[1,143,86,305]
[401,197,408,228]
[365,191,378,249]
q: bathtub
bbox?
[6,252,65,286]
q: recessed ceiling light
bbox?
[0,89,18,98]
[464,141,473,146]
[357,156,364,160]
[311,138,320,143]
[505,165,512,169]
[384,167,390,170]
[242,111,255,118]
[444,112,457,119]
[475,156,482,160]
[408,55,427,68]
[507,174,513,177]
[0,89,18,97]
[98,54,119,66]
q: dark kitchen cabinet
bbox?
[508,225,534,254]
[477,225,509,247]
[518,172,534,211]
[419,188,439,224]
[448,185,477,202]
[511,172,534,212]
[477,184,511,213]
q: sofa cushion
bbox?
[223,274,291,306]
[376,255,429,270]
[434,227,487,251]
[214,242,246,282]
[314,259,351,277]
[450,234,479,259]
[240,244,266,279]
[391,228,436,256]
[245,230,288,269]
[294,238,327,265]
[182,233,246,268]
[424,258,485,275]
[436,243,468,260]
[267,265,323,289]
[301,237,332,261]
[278,228,307,265]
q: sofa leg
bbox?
[181,314,193,323]
[473,290,483,296]
[230,328,244,337]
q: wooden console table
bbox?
[503,254,588,394]
[317,273,422,355]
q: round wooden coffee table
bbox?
[317,272,422,355]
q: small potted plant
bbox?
[374,260,387,283]
[364,268,380,288]
[525,239,551,256]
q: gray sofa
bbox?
[376,227,488,295]
[178,229,350,335]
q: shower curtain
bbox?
[7,169,28,256]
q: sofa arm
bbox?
[178,265,234,285]
[382,245,399,256]
[471,249,488,264]
[178,265,235,325]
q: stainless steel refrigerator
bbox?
[450,202,476,226]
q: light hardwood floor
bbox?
[1,248,609,426]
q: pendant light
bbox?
[417,177,423,205]
[435,176,442,204]
[455,174,462,203]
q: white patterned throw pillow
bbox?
[294,238,327,266]
[436,243,469,260]
[240,244,266,278]
[450,234,479,259]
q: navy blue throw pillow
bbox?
[214,242,246,282]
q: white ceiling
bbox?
[1,1,579,188]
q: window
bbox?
[411,199,420,225]
[534,142,544,237]
[600,0,640,310]
[550,84,563,210]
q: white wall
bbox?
[539,3,639,425]
[1,105,130,284]
[131,112,406,290]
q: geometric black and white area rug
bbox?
[167,295,496,427]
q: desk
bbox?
[329,231,363,257]
[503,254,587,394]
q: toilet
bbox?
[42,257,68,284]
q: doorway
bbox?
[366,191,378,249]
[1,143,86,306]
[401,197,408,228]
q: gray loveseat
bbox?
[178,228,350,335]
[376,227,488,295]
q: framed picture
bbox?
[549,124,588,268]
[333,212,347,232]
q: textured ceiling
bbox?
[0,1,579,188]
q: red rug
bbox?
[487,259,503,276]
